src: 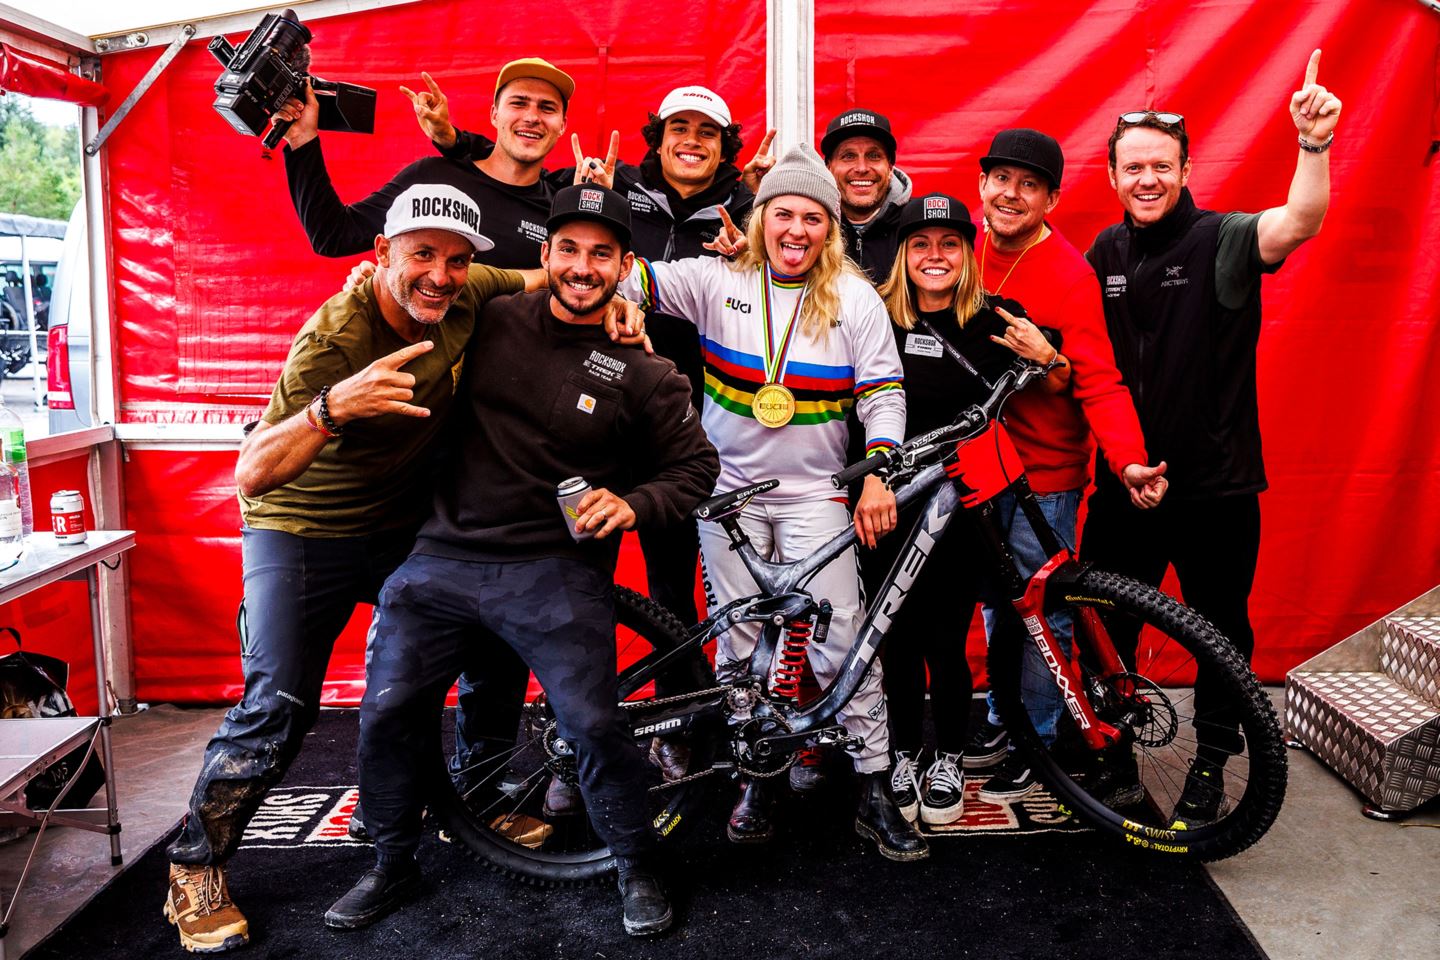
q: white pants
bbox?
[698,498,891,773]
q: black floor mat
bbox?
[31,709,1266,960]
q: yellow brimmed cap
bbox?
[494,57,576,104]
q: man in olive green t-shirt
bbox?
[162,181,535,954]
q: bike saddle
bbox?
[693,479,779,521]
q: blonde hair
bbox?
[733,198,864,343]
[878,231,987,332]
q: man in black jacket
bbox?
[1082,50,1340,828]
[819,108,914,283]
[417,81,764,630]
[326,185,718,938]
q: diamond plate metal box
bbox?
[1284,585,1440,813]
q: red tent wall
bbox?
[57,0,1440,703]
[811,0,1440,678]
[95,0,766,704]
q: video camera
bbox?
[209,9,376,149]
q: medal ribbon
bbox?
[759,264,808,386]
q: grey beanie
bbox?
[754,143,842,222]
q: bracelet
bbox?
[304,402,336,439]
[315,385,344,436]
[1298,132,1333,154]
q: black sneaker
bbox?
[347,800,371,842]
[616,859,673,937]
[962,720,1009,770]
[1170,756,1226,830]
[324,860,421,930]
[888,750,920,823]
[919,751,965,825]
[977,752,1040,802]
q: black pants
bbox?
[862,503,983,757]
[1079,488,1260,755]
[639,519,701,627]
[362,553,656,864]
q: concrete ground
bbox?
[0,691,1435,959]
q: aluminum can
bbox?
[51,489,87,545]
[556,477,594,541]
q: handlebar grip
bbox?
[831,452,888,488]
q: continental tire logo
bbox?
[1064,595,1115,607]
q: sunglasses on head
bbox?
[1117,111,1186,131]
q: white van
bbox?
[45,201,91,433]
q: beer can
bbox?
[556,477,594,541]
[51,489,87,545]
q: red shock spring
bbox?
[772,617,813,700]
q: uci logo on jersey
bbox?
[724,297,752,314]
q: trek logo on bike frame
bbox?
[852,496,953,671]
[1022,614,1092,731]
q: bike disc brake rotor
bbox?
[1094,672,1180,748]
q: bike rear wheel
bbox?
[427,586,720,885]
[987,567,1286,860]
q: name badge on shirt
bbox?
[904,333,944,358]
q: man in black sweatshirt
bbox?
[327,186,718,938]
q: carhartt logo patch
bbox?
[578,393,597,414]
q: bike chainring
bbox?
[732,715,797,778]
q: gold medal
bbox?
[753,382,796,428]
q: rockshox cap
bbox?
[821,108,896,161]
[547,185,633,248]
[896,193,977,246]
[383,183,494,252]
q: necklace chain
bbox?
[980,226,1045,294]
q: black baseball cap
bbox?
[979,128,1064,189]
[896,193,977,246]
[821,108,897,162]
[547,185,633,248]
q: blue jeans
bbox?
[982,488,1081,747]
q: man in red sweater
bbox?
[959,129,1168,801]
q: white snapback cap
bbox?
[657,86,732,128]
[383,183,494,253]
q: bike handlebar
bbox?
[830,358,1050,489]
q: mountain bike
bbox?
[428,357,1287,884]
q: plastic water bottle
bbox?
[0,462,22,566]
[0,396,32,537]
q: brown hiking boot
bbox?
[163,862,249,953]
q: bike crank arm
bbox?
[751,724,861,760]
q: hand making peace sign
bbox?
[740,128,777,194]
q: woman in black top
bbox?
[866,192,1067,827]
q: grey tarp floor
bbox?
[1,693,1435,959]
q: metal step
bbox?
[1382,615,1440,708]
[1285,584,1440,814]
[1286,670,1440,813]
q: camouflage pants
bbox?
[361,553,655,864]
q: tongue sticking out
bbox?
[780,245,808,270]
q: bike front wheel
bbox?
[427,586,721,886]
[987,566,1286,861]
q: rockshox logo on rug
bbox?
[239,786,365,849]
[925,780,1090,836]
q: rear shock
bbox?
[771,601,832,700]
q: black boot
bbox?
[323,859,421,929]
[855,770,929,862]
[726,776,775,844]
[615,856,673,937]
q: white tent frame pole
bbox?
[767,0,814,150]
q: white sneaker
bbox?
[920,752,965,825]
[889,750,920,822]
